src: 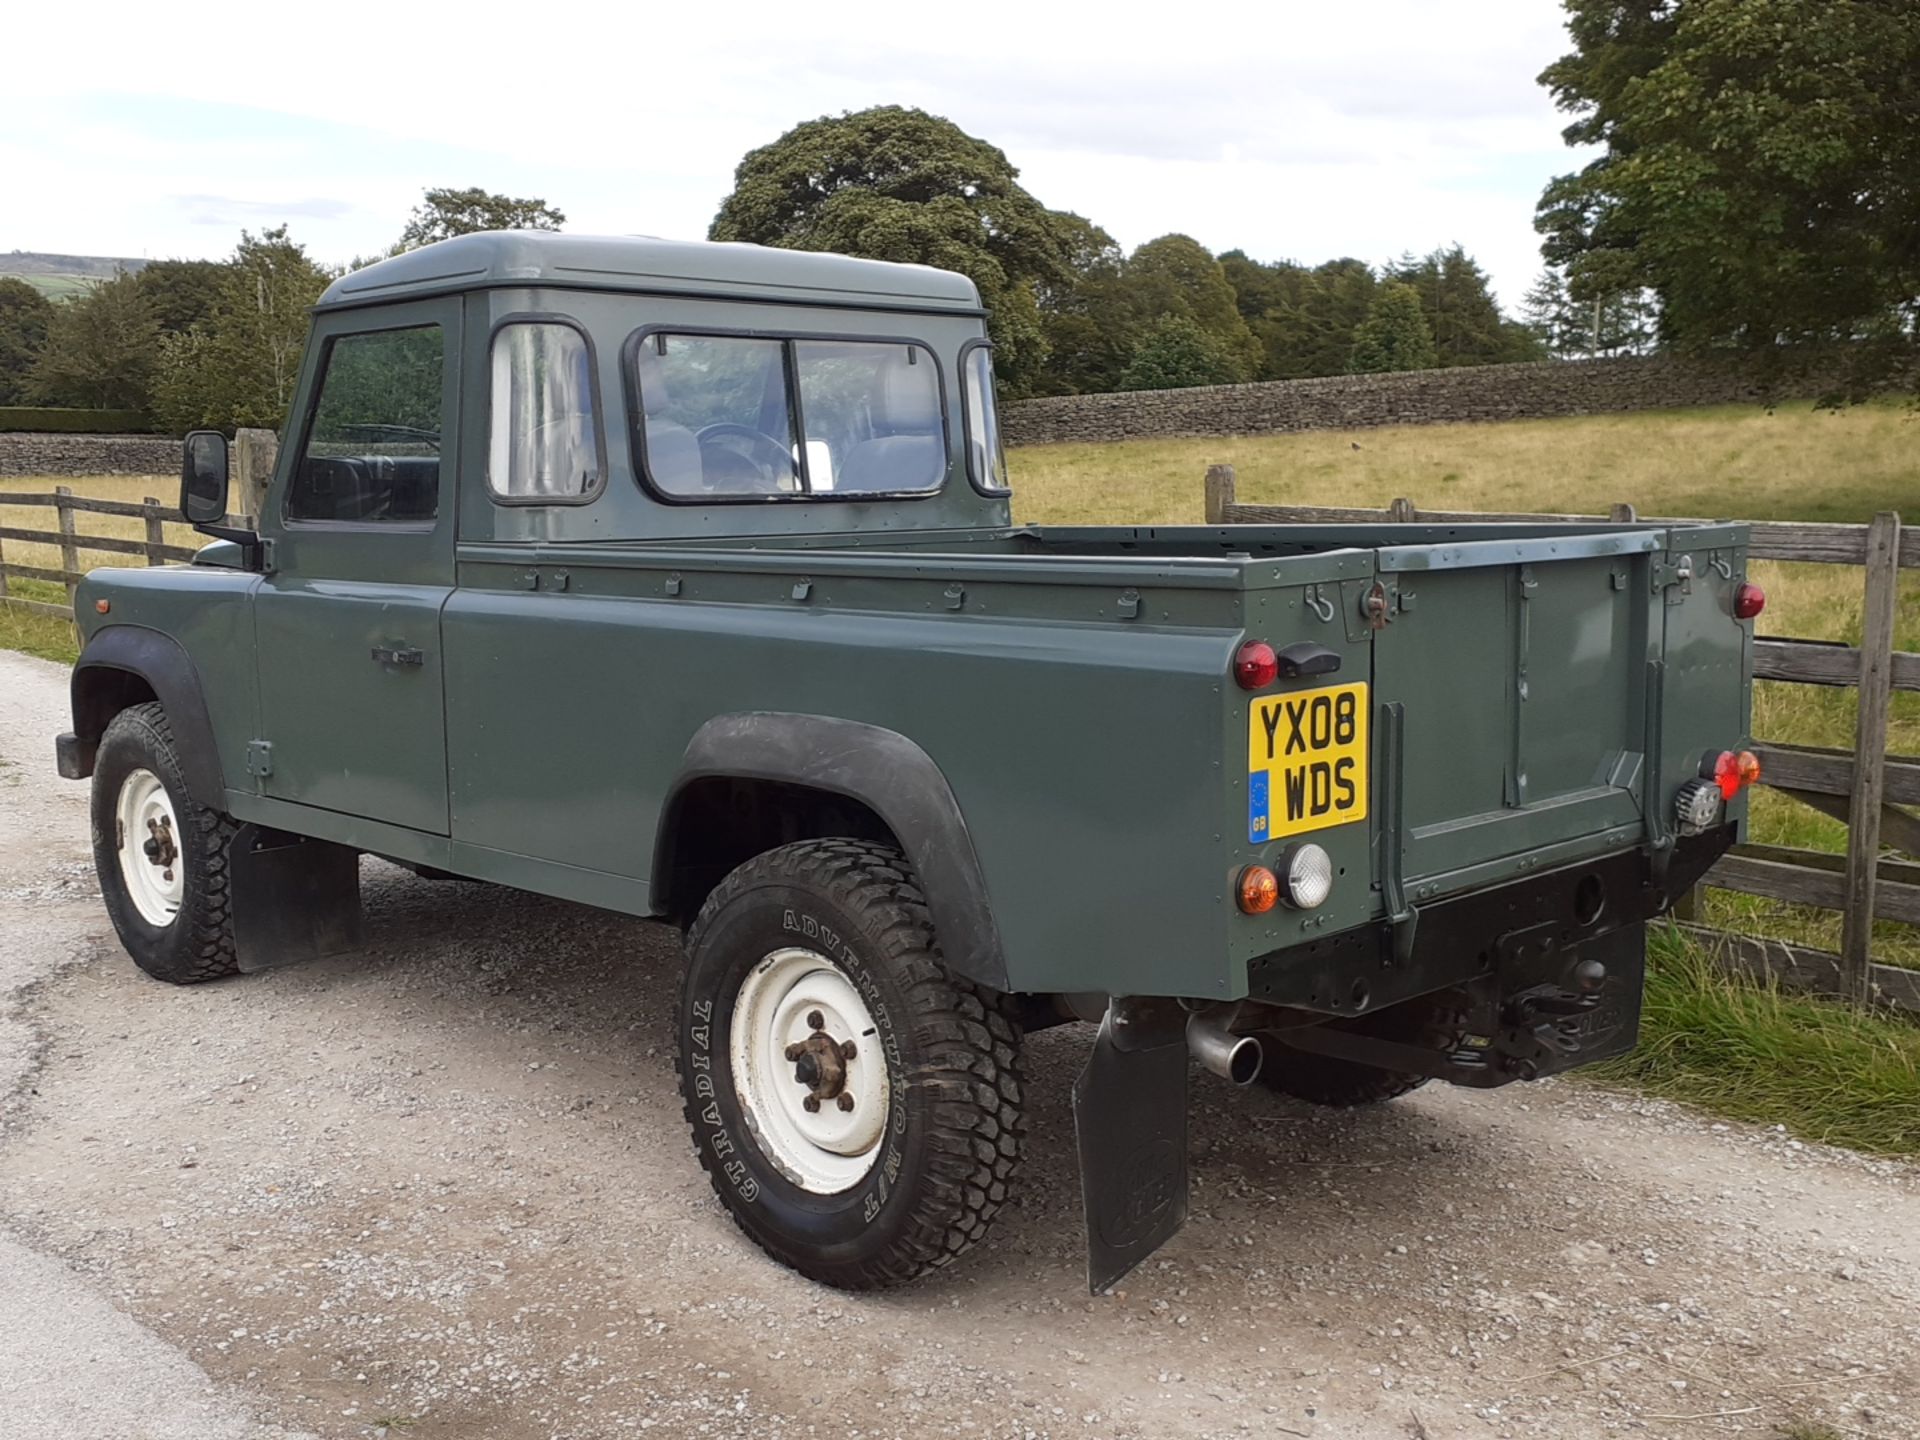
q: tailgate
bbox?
[1370,530,1667,888]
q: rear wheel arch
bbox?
[71,626,227,808]
[653,714,1008,991]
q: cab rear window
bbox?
[630,332,945,500]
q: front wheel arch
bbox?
[71,626,227,809]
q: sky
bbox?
[2,0,1593,313]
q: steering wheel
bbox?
[694,423,797,490]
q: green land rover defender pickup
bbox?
[54,233,1761,1292]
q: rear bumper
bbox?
[54,731,95,781]
[1245,826,1733,1016]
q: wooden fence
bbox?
[0,486,199,619]
[1204,464,1919,1012]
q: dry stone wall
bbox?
[1001,356,1790,447]
[0,433,181,478]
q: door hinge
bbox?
[246,740,274,778]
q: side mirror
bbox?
[181,431,230,524]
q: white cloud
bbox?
[3,0,1590,308]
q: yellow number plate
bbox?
[1247,682,1369,843]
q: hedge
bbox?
[0,407,163,435]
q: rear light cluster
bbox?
[1234,640,1279,691]
[1674,748,1762,836]
[1237,843,1334,915]
[1733,581,1766,620]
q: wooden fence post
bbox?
[0,520,8,600]
[1204,464,1236,524]
[55,484,79,609]
[1838,510,1902,1005]
[233,427,279,524]
[1389,497,1417,522]
[142,497,166,568]
[1610,502,1638,522]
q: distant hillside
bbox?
[1,251,149,300]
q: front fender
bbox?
[69,625,226,808]
[656,713,1008,991]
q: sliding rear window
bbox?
[629,331,946,501]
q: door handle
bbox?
[371,645,424,667]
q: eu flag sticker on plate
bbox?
[1247,682,1368,842]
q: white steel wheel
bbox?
[729,946,890,1193]
[115,768,184,928]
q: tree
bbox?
[1537,0,1920,395]
[30,270,159,410]
[1123,235,1261,380]
[1032,212,1134,396]
[136,259,230,336]
[1386,245,1543,367]
[397,186,566,250]
[711,107,1077,396]
[1348,282,1437,373]
[1222,253,1379,380]
[1118,315,1248,391]
[0,278,54,404]
[151,227,335,434]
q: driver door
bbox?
[251,299,460,835]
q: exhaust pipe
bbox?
[1186,1011,1263,1085]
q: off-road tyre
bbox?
[676,839,1023,1289]
[1255,991,1467,1107]
[90,702,242,985]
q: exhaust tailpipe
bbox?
[1186,1011,1263,1085]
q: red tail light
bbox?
[1733,581,1766,620]
[1234,640,1279,691]
[1711,749,1762,800]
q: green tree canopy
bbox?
[1222,253,1380,380]
[398,186,566,250]
[0,277,54,404]
[136,259,230,336]
[1123,235,1261,380]
[1119,315,1249,391]
[1537,0,1920,393]
[1348,282,1438,374]
[152,227,335,434]
[710,106,1078,396]
[30,270,159,410]
[1386,246,1543,367]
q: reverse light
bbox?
[1234,640,1279,691]
[1281,843,1335,910]
[1237,865,1280,914]
[1733,581,1766,620]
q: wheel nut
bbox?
[784,1042,806,1062]
[839,1039,857,1060]
[806,1010,824,1031]
[802,1095,821,1113]
[836,1093,855,1112]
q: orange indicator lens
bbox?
[1237,865,1280,914]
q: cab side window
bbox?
[286,325,444,524]
[488,322,601,501]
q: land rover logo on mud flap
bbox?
[1097,1138,1182,1248]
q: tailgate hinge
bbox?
[246,740,274,778]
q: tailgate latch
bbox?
[1652,554,1694,602]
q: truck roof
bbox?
[316,232,985,314]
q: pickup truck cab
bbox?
[55,232,1760,1292]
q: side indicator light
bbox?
[1234,640,1279,691]
[1733,581,1766,620]
[1237,865,1280,914]
[94,599,111,614]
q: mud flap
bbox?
[228,824,364,972]
[1072,1006,1189,1293]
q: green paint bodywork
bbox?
[71,234,1755,1001]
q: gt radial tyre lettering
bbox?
[90,702,243,985]
[675,838,1024,1289]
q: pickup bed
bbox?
[55,233,1760,1291]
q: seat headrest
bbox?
[875,355,941,436]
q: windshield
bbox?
[633,333,946,500]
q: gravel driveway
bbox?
[3,647,1917,1440]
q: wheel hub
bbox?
[114,768,185,929]
[729,947,889,1193]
